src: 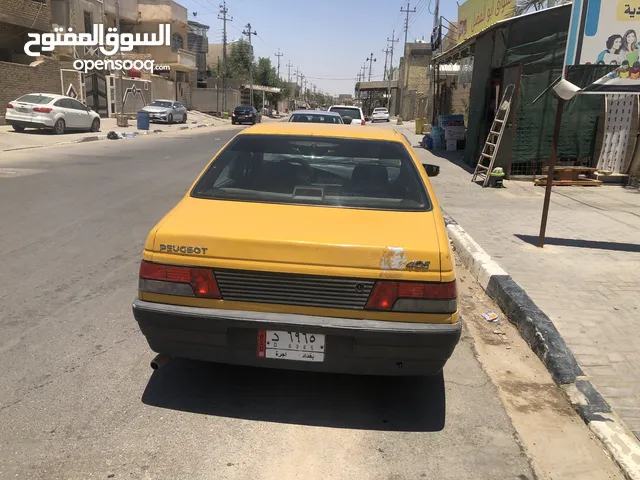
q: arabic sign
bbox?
[565,0,640,93]
[457,0,515,43]
[24,24,170,57]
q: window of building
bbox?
[84,11,93,34]
[172,33,184,51]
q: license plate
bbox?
[257,330,325,362]
[17,107,30,113]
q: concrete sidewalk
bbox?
[389,121,640,441]
[0,110,233,153]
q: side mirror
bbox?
[423,164,440,177]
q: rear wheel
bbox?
[251,118,256,125]
[168,113,173,124]
[53,119,65,135]
[12,125,25,132]
[386,118,390,122]
[182,113,187,123]
[90,118,100,132]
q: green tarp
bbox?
[464,5,610,170]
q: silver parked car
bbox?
[5,93,101,134]
[142,100,188,124]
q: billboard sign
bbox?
[457,0,515,44]
[565,0,640,93]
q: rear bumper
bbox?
[132,299,462,376]
[5,119,53,128]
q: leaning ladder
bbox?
[471,84,516,187]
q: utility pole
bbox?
[401,2,416,49]
[275,48,283,79]
[303,78,308,100]
[286,61,293,82]
[387,31,398,110]
[366,52,376,81]
[300,74,305,99]
[242,23,257,105]
[218,1,232,112]
[382,46,390,81]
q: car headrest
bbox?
[351,164,389,184]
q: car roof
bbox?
[292,110,341,116]
[329,105,361,109]
[238,122,406,141]
[152,99,174,102]
[18,93,65,99]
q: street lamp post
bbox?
[366,53,377,81]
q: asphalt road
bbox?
[0,128,535,479]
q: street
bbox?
[0,126,625,479]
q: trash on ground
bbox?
[484,312,499,322]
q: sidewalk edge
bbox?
[444,213,640,480]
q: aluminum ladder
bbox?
[471,84,516,187]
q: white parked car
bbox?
[327,105,366,126]
[141,100,188,124]
[5,93,100,134]
[371,107,390,122]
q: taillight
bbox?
[7,103,14,109]
[366,281,457,313]
[33,107,52,113]
[139,261,221,299]
[361,119,366,125]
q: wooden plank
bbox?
[534,177,603,186]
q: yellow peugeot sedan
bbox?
[132,122,460,376]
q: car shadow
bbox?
[515,234,640,253]
[141,359,446,432]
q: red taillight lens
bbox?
[365,281,457,312]
[139,261,221,299]
[7,103,14,109]
[361,119,366,125]
[33,107,52,113]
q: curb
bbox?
[445,213,640,480]
[0,121,233,153]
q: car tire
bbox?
[12,125,25,132]
[386,118,390,122]
[252,118,256,125]
[168,113,173,124]
[90,118,100,132]
[53,118,65,135]
[182,113,187,124]
[231,120,236,125]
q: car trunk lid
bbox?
[151,198,442,280]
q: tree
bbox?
[516,0,570,16]
[225,39,253,80]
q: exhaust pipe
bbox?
[150,353,171,370]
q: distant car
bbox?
[232,106,261,125]
[5,93,101,134]
[142,100,187,124]
[288,110,344,124]
[328,105,366,126]
[371,107,390,123]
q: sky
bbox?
[179,0,459,95]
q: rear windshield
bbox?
[16,94,54,104]
[235,106,252,112]
[330,107,363,121]
[290,114,342,124]
[150,101,172,108]
[191,134,430,211]
[374,108,388,113]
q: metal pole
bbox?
[115,0,125,123]
[538,98,565,248]
[218,2,232,113]
[387,31,397,111]
[243,23,257,106]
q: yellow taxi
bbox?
[133,122,460,376]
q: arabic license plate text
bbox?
[257,330,325,362]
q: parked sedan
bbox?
[5,93,100,134]
[141,100,188,124]
[133,122,460,377]
[232,106,261,125]
[371,107,390,122]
